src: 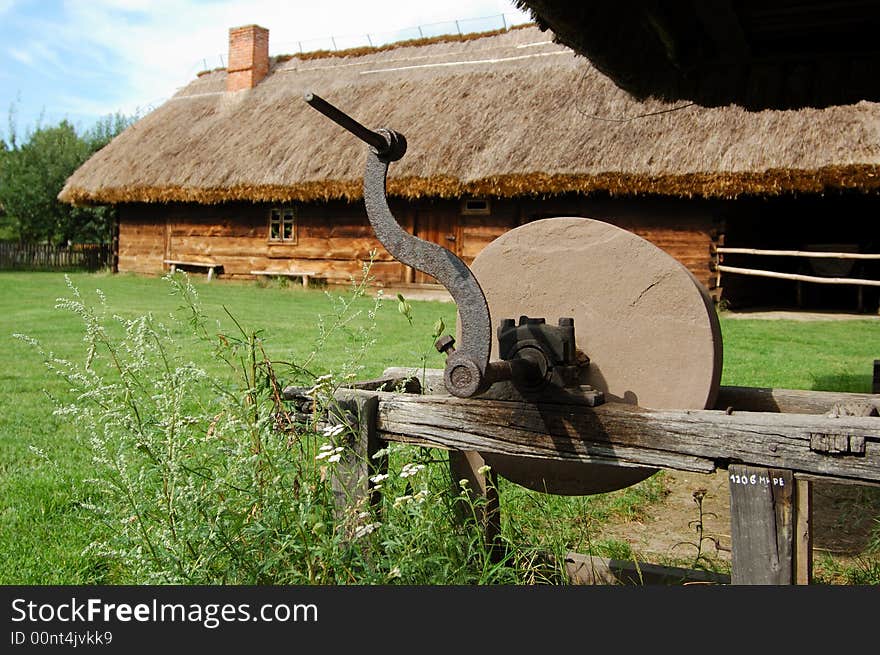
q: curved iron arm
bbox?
[362,152,493,395]
[304,91,496,396]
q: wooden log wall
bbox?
[117,195,719,291]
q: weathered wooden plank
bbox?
[370,392,880,484]
[729,465,794,585]
[449,451,502,561]
[384,368,880,417]
[794,479,812,585]
[565,552,730,585]
[326,391,386,520]
[717,386,880,415]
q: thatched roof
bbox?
[515,1,880,110]
[60,25,880,206]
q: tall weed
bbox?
[20,265,553,584]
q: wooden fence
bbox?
[0,242,112,271]
[712,246,880,311]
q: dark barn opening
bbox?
[718,192,880,312]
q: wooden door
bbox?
[412,209,459,284]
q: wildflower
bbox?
[306,374,334,395]
[353,522,380,539]
[393,495,413,508]
[316,445,345,461]
[400,462,425,478]
[322,423,345,438]
[370,473,389,484]
[458,478,470,489]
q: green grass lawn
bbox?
[1,270,878,584]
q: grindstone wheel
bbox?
[467,217,723,496]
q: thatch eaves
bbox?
[59,25,880,206]
[515,1,880,110]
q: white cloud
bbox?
[8,46,32,66]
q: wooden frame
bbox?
[288,367,880,585]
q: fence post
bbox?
[327,390,386,521]
[729,465,795,584]
[449,451,503,562]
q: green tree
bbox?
[0,112,134,244]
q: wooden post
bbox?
[794,478,813,584]
[728,465,794,584]
[327,391,386,519]
[449,450,503,562]
[873,359,880,394]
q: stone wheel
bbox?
[466,217,723,495]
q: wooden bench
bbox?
[164,260,222,281]
[251,269,319,288]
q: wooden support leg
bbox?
[207,266,214,282]
[302,275,309,289]
[794,478,813,584]
[327,391,386,521]
[449,450,502,562]
[729,465,795,584]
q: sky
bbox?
[0,0,532,142]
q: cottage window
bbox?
[269,207,297,243]
[461,198,491,215]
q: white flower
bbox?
[477,464,492,475]
[370,473,389,484]
[316,446,345,461]
[353,522,380,539]
[400,463,426,478]
[322,424,345,437]
[393,495,413,508]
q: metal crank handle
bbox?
[303,91,495,398]
[303,92,407,162]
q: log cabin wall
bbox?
[117,194,719,292]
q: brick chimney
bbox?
[227,24,269,92]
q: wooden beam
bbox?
[368,391,880,485]
[716,247,880,260]
[383,369,880,416]
[717,386,880,415]
[716,264,880,287]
